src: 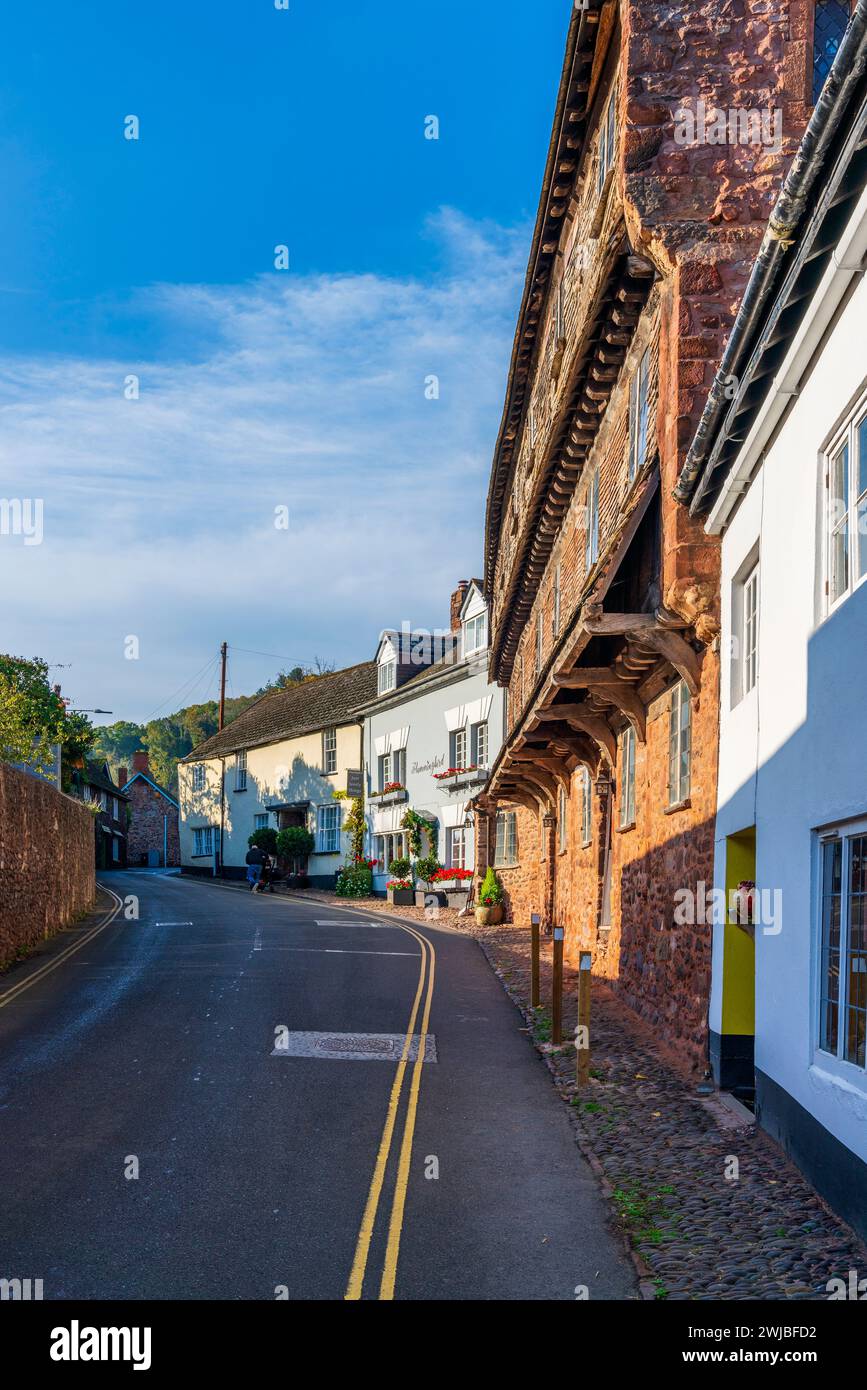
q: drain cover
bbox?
[271,1030,437,1063]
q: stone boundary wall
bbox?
[0,763,96,967]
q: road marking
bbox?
[270,1031,437,1063]
[155,921,193,927]
[0,884,124,1011]
[344,918,435,1301]
[344,923,431,1300]
[379,922,436,1300]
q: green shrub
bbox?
[336,863,373,898]
[479,866,503,905]
[389,856,412,880]
[247,827,278,855]
[414,854,442,883]
[276,826,314,860]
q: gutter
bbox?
[674,0,867,511]
[705,176,867,534]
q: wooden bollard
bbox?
[530,913,541,1009]
[552,925,564,1045]
[576,950,592,1085]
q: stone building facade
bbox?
[120,751,181,868]
[474,0,820,1074]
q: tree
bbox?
[91,720,146,777]
[0,654,94,784]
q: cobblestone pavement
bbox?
[467,924,867,1301]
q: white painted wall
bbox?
[715,228,867,1161]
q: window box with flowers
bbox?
[420,865,474,910]
[432,765,488,791]
[370,782,408,807]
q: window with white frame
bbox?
[192,764,205,793]
[628,346,651,480]
[450,727,467,769]
[620,725,636,827]
[375,832,408,869]
[463,612,487,656]
[235,749,247,792]
[667,680,692,806]
[585,469,600,568]
[448,827,468,870]
[254,813,269,831]
[819,827,867,1071]
[825,406,867,610]
[378,660,396,695]
[581,767,593,844]
[596,84,617,198]
[193,826,214,857]
[472,721,488,768]
[558,784,567,852]
[379,751,392,790]
[494,811,518,867]
[742,564,759,696]
[553,563,561,637]
[317,804,341,853]
[323,726,337,775]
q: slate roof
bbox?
[83,760,129,798]
[181,661,377,762]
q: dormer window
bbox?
[378,660,396,695]
[463,612,487,657]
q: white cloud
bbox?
[0,209,526,721]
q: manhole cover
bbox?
[271,1031,437,1063]
[316,1035,395,1054]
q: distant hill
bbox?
[92,665,332,794]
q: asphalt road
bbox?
[0,872,635,1301]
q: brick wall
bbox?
[126,780,180,867]
[0,764,96,968]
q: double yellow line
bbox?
[344,919,436,1301]
[0,884,123,1011]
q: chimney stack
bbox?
[450,580,469,633]
[132,750,149,775]
[117,766,128,788]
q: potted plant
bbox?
[387,858,415,906]
[413,854,443,907]
[430,865,474,908]
[475,866,504,926]
[276,826,314,887]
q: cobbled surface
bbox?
[470,924,867,1302]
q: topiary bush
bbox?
[389,856,412,880]
[248,827,278,855]
[414,854,442,883]
[479,865,503,906]
[276,826,314,862]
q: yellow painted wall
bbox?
[721,827,756,1035]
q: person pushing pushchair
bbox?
[245,842,267,892]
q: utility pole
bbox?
[218,642,228,731]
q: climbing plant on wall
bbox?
[401,807,437,859]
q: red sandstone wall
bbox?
[0,763,96,968]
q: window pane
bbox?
[831,518,849,603]
[813,0,850,103]
[820,839,843,1054]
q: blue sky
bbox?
[0,0,569,722]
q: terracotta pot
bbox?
[475,903,503,926]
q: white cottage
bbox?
[675,19,867,1241]
[357,581,505,892]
